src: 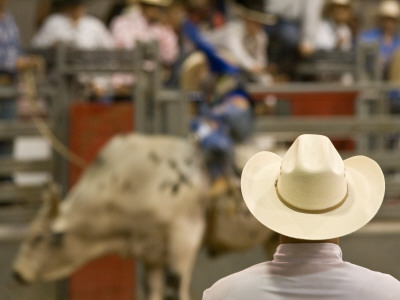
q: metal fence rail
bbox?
[254,116,400,134]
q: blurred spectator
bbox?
[35,0,64,28]
[359,0,400,77]
[32,0,114,102]
[266,0,324,76]
[110,0,178,92]
[386,47,400,146]
[32,0,113,49]
[0,0,19,152]
[209,0,228,28]
[205,0,272,84]
[104,0,128,28]
[183,0,227,32]
[0,0,41,168]
[111,0,178,65]
[389,47,400,83]
[315,0,353,52]
[265,0,324,77]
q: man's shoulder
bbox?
[344,262,400,295]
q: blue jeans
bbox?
[265,19,300,76]
[265,19,300,49]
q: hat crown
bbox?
[277,135,347,212]
[379,0,400,18]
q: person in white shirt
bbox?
[203,134,400,300]
[32,0,114,101]
[205,0,272,84]
[315,0,353,52]
[32,0,113,49]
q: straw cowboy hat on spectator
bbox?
[378,0,400,18]
[241,134,385,240]
[329,0,351,6]
[138,0,172,6]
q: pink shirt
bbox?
[111,8,178,65]
[203,243,400,299]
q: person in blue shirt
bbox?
[0,0,41,166]
[0,0,23,159]
[359,0,400,78]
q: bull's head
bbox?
[13,183,65,283]
[12,182,133,284]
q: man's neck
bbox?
[279,235,339,245]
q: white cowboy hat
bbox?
[241,134,385,240]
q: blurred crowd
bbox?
[35,0,400,82]
[3,0,400,86]
[2,0,400,192]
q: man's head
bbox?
[328,0,352,25]
[378,0,400,34]
[0,0,8,12]
[56,0,86,21]
[241,134,385,241]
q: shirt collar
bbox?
[273,243,343,264]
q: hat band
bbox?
[275,181,348,214]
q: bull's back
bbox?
[66,133,208,222]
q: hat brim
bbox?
[241,152,385,240]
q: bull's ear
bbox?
[43,183,62,218]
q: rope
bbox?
[22,65,88,169]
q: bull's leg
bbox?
[146,265,165,300]
[168,209,206,300]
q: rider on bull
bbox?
[180,0,271,197]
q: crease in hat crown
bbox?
[276,135,348,213]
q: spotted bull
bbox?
[13,133,275,300]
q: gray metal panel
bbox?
[254,116,400,134]
[340,150,400,169]
[0,121,42,139]
[0,159,53,175]
[0,185,46,203]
